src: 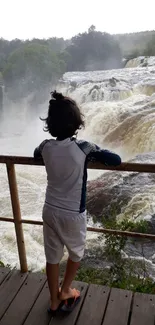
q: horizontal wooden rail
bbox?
[0,155,155,173]
[0,217,155,240]
[1,155,155,273]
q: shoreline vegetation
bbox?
[76,219,155,294]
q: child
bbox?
[34,90,121,315]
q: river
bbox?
[1,56,155,272]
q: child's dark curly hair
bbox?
[41,90,85,139]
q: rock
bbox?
[87,172,133,220]
[141,62,148,67]
[87,153,155,231]
[88,84,101,95]
[70,81,77,88]
[109,77,119,87]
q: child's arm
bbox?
[76,140,121,166]
[88,145,121,166]
[33,140,48,159]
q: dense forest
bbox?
[0,26,122,103]
[0,26,155,104]
[114,30,155,58]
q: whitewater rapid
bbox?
[1,56,155,271]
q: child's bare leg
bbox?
[60,258,80,300]
[46,262,61,310]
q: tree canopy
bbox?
[3,43,65,100]
[0,27,123,102]
[3,27,155,103]
[144,36,155,56]
[114,30,155,58]
[64,26,122,71]
[1,27,155,103]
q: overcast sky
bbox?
[1,0,155,40]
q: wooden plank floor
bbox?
[0,267,155,325]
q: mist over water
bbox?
[1,56,155,271]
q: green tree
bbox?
[65,26,122,71]
[88,25,96,33]
[0,38,22,73]
[144,36,155,56]
[3,43,66,101]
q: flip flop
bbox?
[47,301,64,317]
[60,289,81,313]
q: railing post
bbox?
[6,163,28,273]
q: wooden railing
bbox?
[1,155,155,273]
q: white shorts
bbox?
[42,203,87,264]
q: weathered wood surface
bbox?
[130,292,155,325]
[0,268,10,285]
[0,269,155,325]
[103,288,133,325]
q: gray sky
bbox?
[1,0,155,40]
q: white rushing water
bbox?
[1,56,155,271]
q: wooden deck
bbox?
[0,268,155,325]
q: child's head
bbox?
[41,91,85,139]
